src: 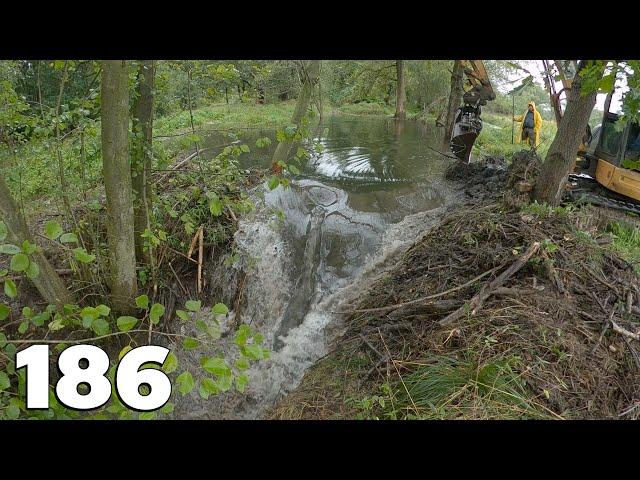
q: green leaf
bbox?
[240,144,250,153]
[598,73,616,93]
[0,304,10,321]
[182,337,200,349]
[18,321,28,334]
[244,343,264,360]
[176,309,189,321]
[162,351,178,374]
[200,357,231,377]
[4,279,17,299]
[216,375,233,392]
[149,303,165,325]
[92,318,110,336]
[234,357,250,371]
[25,261,39,279]
[234,324,251,346]
[212,302,228,315]
[176,371,195,395]
[81,314,94,329]
[193,318,206,331]
[255,137,272,148]
[22,306,33,318]
[21,240,38,255]
[116,316,138,332]
[73,247,95,263]
[199,377,220,398]
[0,371,10,391]
[209,198,223,216]
[267,176,280,190]
[31,313,47,327]
[59,233,78,244]
[185,300,201,312]
[44,220,63,240]
[139,411,156,420]
[0,221,7,242]
[95,304,110,317]
[10,253,29,272]
[160,402,175,414]
[235,374,248,393]
[5,403,20,419]
[288,164,300,175]
[0,244,21,255]
[135,294,149,309]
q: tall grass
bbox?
[607,221,640,272]
[390,355,552,419]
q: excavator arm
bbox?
[449,60,496,162]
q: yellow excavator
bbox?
[450,59,640,213]
[570,92,640,212]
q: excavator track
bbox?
[565,174,640,216]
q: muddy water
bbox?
[172,115,456,419]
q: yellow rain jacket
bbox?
[514,101,543,147]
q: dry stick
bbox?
[5,329,193,345]
[439,241,541,326]
[186,227,200,259]
[610,319,640,341]
[226,205,238,224]
[197,226,204,294]
[590,320,610,355]
[541,250,565,294]
[333,264,504,315]
[154,148,213,184]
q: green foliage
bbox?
[606,221,640,272]
[116,316,138,332]
[520,201,575,219]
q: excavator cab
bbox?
[575,98,640,203]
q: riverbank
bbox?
[269,151,640,420]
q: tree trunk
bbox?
[0,176,73,306]
[271,60,320,172]
[395,60,406,119]
[533,61,602,205]
[443,60,465,150]
[131,60,155,265]
[101,60,138,313]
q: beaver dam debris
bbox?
[270,152,640,420]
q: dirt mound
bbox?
[269,199,640,420]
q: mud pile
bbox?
[270,155,640,420]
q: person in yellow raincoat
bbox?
[514,101,543,148]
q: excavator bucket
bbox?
[450,105,483,163]
[450,131,479,163]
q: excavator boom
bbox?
[449,60,496,163]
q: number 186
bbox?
[16,344,172,412]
